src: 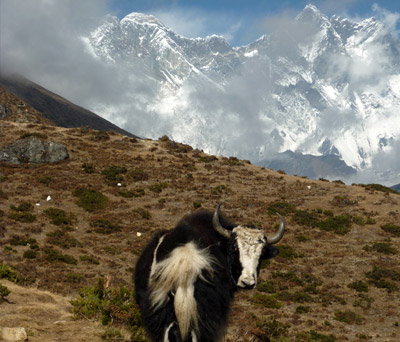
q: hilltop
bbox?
[0,100,399,341]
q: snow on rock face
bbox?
[85,5,400,180]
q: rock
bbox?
[0,136,69,165]
[1,327,28,341]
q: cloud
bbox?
[150,7,244,44]
[315,0,362,16]
[344,139,400,186]
[372,3,400,37]
[0,0,163,135]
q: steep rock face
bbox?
[85,4,400,180]
[0,137,69,165]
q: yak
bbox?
[134,203,285,342]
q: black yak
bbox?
[134,203,285,342]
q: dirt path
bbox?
[0,280,103,342]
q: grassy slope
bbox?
[0,118,399,341]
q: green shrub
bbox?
[91,219,122,234]
[67,273,85,284]
[101,327,123,341]
[256,280,276,293]
[334,310,365,325]
[38,176,53,185]
[296,305,311,314]
[0,264,26,284]
[318,215,352,235]
[118,189,145,198]
[267,201,296,216]
[70,278,146,341]
[43,247,77,264]
[365,217,376,225]
[23,250,38,259]
[353,294,374,310]
[73,187,109,212]
[9,236,37,246]
[251,293,282,309]
[254,316,289,340]
[102,165,127,185]
[46,230,82,249]
[347,280,369,293]
[272,270,304,286]
[296,330,336,341]
[44,207,72,226]
[371,242,397,255]
[8,212,36,223]
[128,169,149,182]
[365,265,400,292]
[82,163,95,174]
[10,202,33,212]
[150,182,168,193]
[293,210,319,227]
[133,208,151,220]
[80,255,100,265]
[381,223,400,237]
[193,201,202,209]
[361,183,399,194]
[0,283,11,303]
[276,291,313,303]
[352,215,365,225]
[210,185,232,195]
[278,244,301,259]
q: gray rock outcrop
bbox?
[0,136,69,165]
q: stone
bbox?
[0,136,69,165]
[1,327,28,341]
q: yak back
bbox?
[156,209,236,261]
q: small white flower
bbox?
[137,232,142,237]
[46,195,52,201]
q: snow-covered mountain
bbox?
[84,4,400,182]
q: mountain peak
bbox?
[122,12,165,27]
[296,3,329,25]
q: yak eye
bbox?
[258,239,266,244]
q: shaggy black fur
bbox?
[134,209,278,342]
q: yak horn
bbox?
[213,203,231,238]
[267,213,285,245]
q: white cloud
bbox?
[149,7,243,43]
[372,3,400,37]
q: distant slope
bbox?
[260,150,357,180]
[391,184,400,191]
[0,73,138,138]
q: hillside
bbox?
[0,74,137,138]
[0,115,399,341]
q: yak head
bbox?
[213,203,285,289]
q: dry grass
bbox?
[1,118,400,341]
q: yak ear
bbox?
[262,245,279,260]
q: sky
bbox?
[108,0,400,46]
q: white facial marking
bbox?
[233,226,266,288]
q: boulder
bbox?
[1,327,28,341]
[0,136,69,165]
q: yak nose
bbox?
[238,274,256,288]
